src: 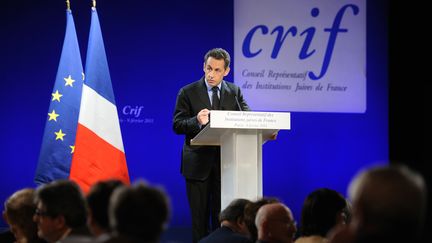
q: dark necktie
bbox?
[211,86,220,110]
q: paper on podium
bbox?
[191,110,290,146]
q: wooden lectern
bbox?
[190,110,290,210]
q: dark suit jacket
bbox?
[0,229,15,243]
[198,226,253,243]
[173,78,250,180]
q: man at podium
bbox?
[173,48,250,242]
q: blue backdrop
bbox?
[0,0,388,228]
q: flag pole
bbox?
[69,0,130,191]
[66,0,70,10]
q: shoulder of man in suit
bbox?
[223,81,240,93]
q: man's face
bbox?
[33,202,63,243]
[203,56,230,87]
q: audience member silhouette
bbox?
[295,188,349,243]
[199,198,252,243]
[0,228,15,243]
[33,180,89,243]
[328,164,427,243]
[0,229,15,243]
[3,188,46,243]
[100,181,170,243]
[86,179,124,240]
[243,197,280,242]
[255,202,297,243]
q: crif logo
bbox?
[234,0,366,112]
[122,105,143,118]
[242,4,359,81]
[120,105,154,124]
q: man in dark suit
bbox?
[173,48,250,242]
[199,198,252,243]
[33,180,90,243]
[99,181,170,243]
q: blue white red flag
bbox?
[70,7,130,193]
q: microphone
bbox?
[235,95,242,111]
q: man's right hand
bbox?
[197,109,210,125]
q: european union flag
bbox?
[35,9,83,185]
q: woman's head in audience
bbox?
[3,188,39,243]
[299,188,348,237]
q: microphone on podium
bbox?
[235,95,242,111]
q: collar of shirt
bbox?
[204,79,222,103]
[204,79,222,91]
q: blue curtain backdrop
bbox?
[0,0,388,228]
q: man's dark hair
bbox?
[219,198,251,223]
[243,197,280,242]
[299,188,348,237]
[109,181,170,242]
[204,48,231,69]
[87,179,124,231]
[35,180,87,228]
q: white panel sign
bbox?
[210,110,291,129]
[234,0,366,113]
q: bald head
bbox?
[348,165,427,241]
[255,203,296,243]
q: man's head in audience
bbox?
[255,202,297,243]
[219,198,251,235]
[347,164,427,242]
[109,181,170,242]
[86,179,125,237]
[33,180,87,243]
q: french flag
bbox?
[70,7,130,193]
